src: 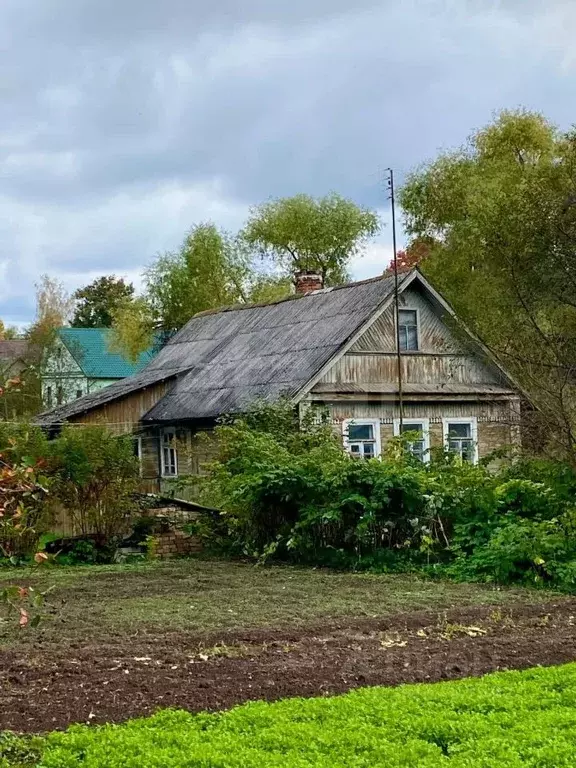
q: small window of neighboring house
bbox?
[443,418,478,464]
[398,309,418,351]
[393,418,430,463]
[343,419,381,459]
[161,430,178,476]
[56,385,64,405]
[75,389,83,400]
[46,386,52,408]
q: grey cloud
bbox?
[0,0,575,321]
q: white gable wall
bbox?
[41,338,88,408]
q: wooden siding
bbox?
[319,353,503,387]
[325,400,521,460]
[68,380,172,435]
[350,286,464,354]
[323,399,520,425]
[327,285,507,390]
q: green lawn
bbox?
[9,663,576,767]
[0,558,552,646]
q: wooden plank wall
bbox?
[325,399,521,459]
[321,354,503,386]
[351,286,463,354]
[69,380,171,435]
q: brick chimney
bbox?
[294,271,323,295]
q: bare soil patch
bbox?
[2,598,576,733]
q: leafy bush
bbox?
[13,663,576,767]
[194,403,576,588]
[0,441,52,626]
[50,426,140,541]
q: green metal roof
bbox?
[57,328,157,379]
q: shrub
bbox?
[0,444,52,626]
[192,402,576,588]
[50,426,140,541]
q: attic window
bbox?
[343,419,381,459]
[398,309,418,351]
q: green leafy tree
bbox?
[111,224,291,360]
[246,274,293,304]
[0,320,20,340]
[72,276,134,328]
[400,109,576,461]
[144,223,251,334]
[109,296,156,364]
[242,193,380,286]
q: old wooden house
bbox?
[37,269,521,492]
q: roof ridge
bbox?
[192,270,407,319]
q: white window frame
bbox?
[161,429,178,477]
[397,307,420,352]
[393,417,430,463]
[342,419,382,460]
[442,417,478,464]
[133,436,143,476]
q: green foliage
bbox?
[72,276,134,328]
[8,664,576,767]
[399,109,576,461]
[0,429,53,626]
[0,423,140,551]
[0,732,44,768]
[0,321,20,341]
[242,193,380,285]
[51,426,140,540]
[53,538,99,566]
[108,296,156,364]
[194,403,576,589]
[145,223,252,334]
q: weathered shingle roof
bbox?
[142,274,398,422]
[57,328,156,378]
[37,273,400,425]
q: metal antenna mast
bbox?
[386,168,403,430]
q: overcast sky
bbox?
[1,0,575,325]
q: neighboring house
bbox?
[0,340,31,379]
[41,328,157,409]
[37,269,521,493]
